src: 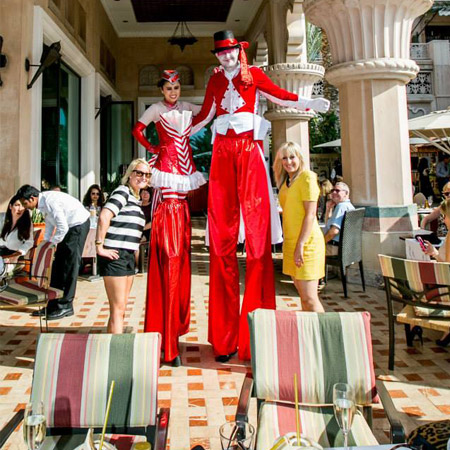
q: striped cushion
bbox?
[248,310,378,406]
[0,281,63,306]
[31,333,161,428]
[379,255,450,317]
[256,401,378,450]
[37,433,145,449]
[31,241,55,287]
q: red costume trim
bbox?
[161,70,179,84]
[214,38,239,50]
[132,121,157,152]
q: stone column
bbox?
[264,63,325,168]
[428,40,450,111]
[303,0,433,279]
[0,0,34,208]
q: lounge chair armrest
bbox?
[236,373,254,423]
[376,379,405,443]
[154,407,170,450]
[0,408,25,448]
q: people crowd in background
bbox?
[82,184,104,215]
[140,186,153,242]
[323,182,355,256]
[0,195,34,275]
[16,185,90,320]
[436,154,450,192]
[417,157,434,200]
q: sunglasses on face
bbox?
[91,192,100,196]
[331,189,341,193]
[443,191,450,197]
[133,170,150,179]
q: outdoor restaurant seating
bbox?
[0,241,61,331]
[0,332,169,450]
[325,208,366,298]
[20,228,43,278]
[379,254,450,370]
[236,309,404,450]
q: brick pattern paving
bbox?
[1,217,449,449]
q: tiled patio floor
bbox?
[1,217,449,449]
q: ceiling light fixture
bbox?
[168,21,197,52]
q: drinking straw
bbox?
[99,380,115,450]
[294,374,301,446]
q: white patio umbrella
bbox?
[408,108,450,155]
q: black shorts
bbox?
[98,248,136,277]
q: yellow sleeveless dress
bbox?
[279,170,325,280]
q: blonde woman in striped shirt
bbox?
[96,158,148,333]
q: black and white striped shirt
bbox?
[104,185,145,251]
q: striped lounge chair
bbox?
[0,241,62,331]
[235,310,404,450]
[379,254,450,370]
[0,333,169,450]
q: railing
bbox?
[406,71,432,95]
[410,43,430,60]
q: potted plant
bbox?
[31,209,45,245]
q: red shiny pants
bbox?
[208,131,275,361]
[144,198,191,362]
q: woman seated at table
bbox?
[0,194,34,274]
[420,182,450,237]
[82,184,104,216]
[423,197,450,347]
[317,179,333,222]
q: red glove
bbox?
[132,121,160,153]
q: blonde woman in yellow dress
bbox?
[274,142,325,312]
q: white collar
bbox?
[223,62,241,81]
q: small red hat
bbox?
[161,70,180,84]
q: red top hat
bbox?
[212,30,241,54]
[161,70,180,84]
[212,30,253,87]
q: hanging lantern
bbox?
[168,21,198,52]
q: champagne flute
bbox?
[333,383,356,449]
[23,401,46,450]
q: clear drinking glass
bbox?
[23,401,46,450]
[333,383,356,449]
[219,420,255,450]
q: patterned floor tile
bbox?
[1,217,449,450]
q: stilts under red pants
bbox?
[144,198,191,362]
[208,130,276,361]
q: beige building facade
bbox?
[2,0,450,278]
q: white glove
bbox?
[297,96,330,113]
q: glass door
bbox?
[41,57,81,197]
[100,100,134,194]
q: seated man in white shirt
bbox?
[323,182,355,256]
[17,185,90,320]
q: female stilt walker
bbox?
[133,70,206,366]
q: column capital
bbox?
[263,62,325,121]
[326,58,420,86]
[303,0,432,80]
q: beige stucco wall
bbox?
[0,0,118,209]
[116,37,218,102]
[0,0,34,209]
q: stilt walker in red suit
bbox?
[192,31,330,362]
[132,70,206,367]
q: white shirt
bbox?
[0,226,34,255]
[38,192,90,244]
